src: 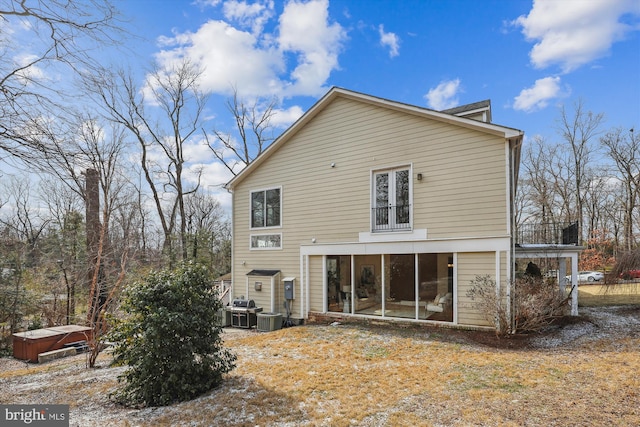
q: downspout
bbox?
[225,185,235,302]
[270,274,276,313]
[509,134,524,334]
[300,253,306,319]
[305,255,310,319]
[322,255,327,313]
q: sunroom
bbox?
[324,252,454,322]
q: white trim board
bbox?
[359,229,427,242]
[300,236,511,256]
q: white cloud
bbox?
[278,0,347,96]
[195,0,223,7]
[378,24,400,58]
[79,119,106,146]
[183,138,215,164]
[14,53,47,83]
[223,0,274,34]
[424,79,462,110]
[189,161,234,212]
[271,105,304,128]
[140,136,233,211]
[154,0,346,99]
[155,20,284,98]
[514,0,640,72]
[513,76,563,112]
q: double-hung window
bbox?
[250,187,282,249]
[372,167,411,232]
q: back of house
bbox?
[226,87,523,329]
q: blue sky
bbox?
[116,0,639,135]
[110,0,640,207]
[4,0,639,212]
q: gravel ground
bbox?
[530,305,640,349]
[1,306,638,426]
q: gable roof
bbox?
[442,99,492,123]
[226,87,523,190]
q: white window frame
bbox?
[371,165,413,232]
[250,186,282,230]
[250,233,283,250]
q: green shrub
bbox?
[107,262,236,407]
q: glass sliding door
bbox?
[419,253,453,322]
[353,255,382,315]
[326,256,351,313]
[385,254,416,319]
[326,253,453,322]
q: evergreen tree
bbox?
[108,262,236,406]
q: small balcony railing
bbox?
[372,205,411,232]
[516,221,578,245]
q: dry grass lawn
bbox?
[1,305,639,426]
[578,282,640,306]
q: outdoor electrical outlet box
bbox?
[283,277,295,300]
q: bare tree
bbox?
[184,189,230,272]
[0,176,51,336]
[39,179,85,324]
[0,0,122,160]
[23,112,133,366]
[0,232,29,337]
[204,88,277,175]
[109,185,147,266]
[583,168,615,234]
[520,136,560,226]
[122,166,156,265]
[72,118,133,367]
[0,177,49,266]
[556,99,604,244]
[601,127,640,251]
[600,184,626,254]
[517,134,586,248]
[85,62,207,265]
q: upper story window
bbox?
[251,187,281,228]
[372,167,411,232]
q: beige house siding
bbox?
[230,91,518,327]
[242,273,280,313]
[233,97,509,245]
[464,112,486,121]
[456,252,498,327]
